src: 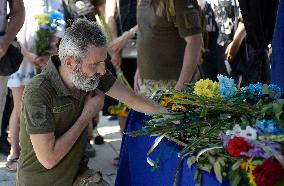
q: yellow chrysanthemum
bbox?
[240,162,247,170]
[247,164,257,186]
[34,13,50,25]
[240,160,257,186]
[171,104,187,111]
[173,92,185,99]
[247,163,257,186]
[160,98,171,107]
[193,79,219,98]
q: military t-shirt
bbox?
[16,56,116,186]
[137,0,202,80]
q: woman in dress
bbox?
[5,0,62,171]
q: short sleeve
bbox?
[97,69,116,93]
[22,88,55,134]
[175,1,202,38]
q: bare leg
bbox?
[8,86,25,159]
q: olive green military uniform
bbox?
[16,56,115,186]
[137,0,202,80]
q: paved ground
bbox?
[0,113,122,186]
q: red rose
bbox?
[253,157,284,186]
[226,136,251,157]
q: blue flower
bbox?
[48,10,64,22]
[217,74,237,97]
[255,120,283,135]
[269,84,282,98]
[242,83,262,96]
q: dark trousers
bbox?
[0,89,12,155]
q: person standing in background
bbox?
[0,0,25,156]
[234,0,278,86]
[271,0,284,89]
[134,0,203,96]
[199,0,242,81]
[6,0,62,171]
[105,0,138,165]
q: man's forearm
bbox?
[3,0,25,45]
[31,116,91,169]
[106,80,166,114]
[126,94,166,113]
[177,34,203,87]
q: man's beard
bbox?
[70,64,101,92]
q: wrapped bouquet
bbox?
[34,10,64,56]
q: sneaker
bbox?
[107,116,117,121]
[6,156,18,172]
[94,135,104,145]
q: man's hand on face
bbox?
[81,89,105,122]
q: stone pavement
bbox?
[0,113,122,186]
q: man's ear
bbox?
[63,56,76,70]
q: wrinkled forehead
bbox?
[82,44,107,64]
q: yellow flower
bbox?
[34,13,50,25]
[241,160,257,186]
[193,79,219,98]
[160,98,171,107]
[247,163,257,186]
[240,162,247,170]
[173,92,185,99]
[171,104,187,111]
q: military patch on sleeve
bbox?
[52,103,73,113]
[27,104,47,127]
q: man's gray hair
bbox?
[58,18,106,64]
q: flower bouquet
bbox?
[127,75,284,186]
[34,10,64,56]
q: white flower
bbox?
[225,124,257,140]
[240,126,257,140]
[225,124,242,136]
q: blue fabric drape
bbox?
[272,0,284,89]
[115,110,229,186]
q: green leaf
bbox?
[194,169,199,181]
[213,161,223,183]
[231,160,241,171]
[199,164,212,173]
[217,157,226,166]
[276,111,284,130]
[200,105,208,117]
[228,170,241,186]
[262,84,271,95]
[194,170,202,186]
[208,156,216,165]
[187,156,196,169]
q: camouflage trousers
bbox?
[138,70,201,98]
[73,169,110,186]
[138,79,176,98]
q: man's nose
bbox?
[96,64,106,76]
